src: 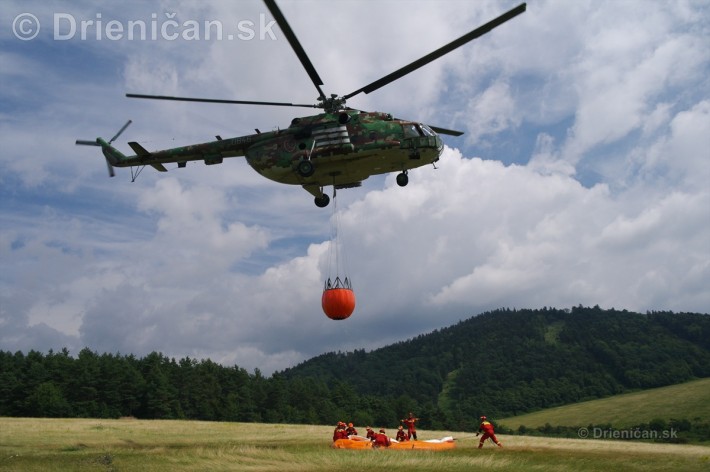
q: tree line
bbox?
[1,307,708,434]
[0,348,431,428]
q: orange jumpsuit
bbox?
[402,417,418,440]
[478,420,502,448]
[333,427,348,442]
[372,432,391,448]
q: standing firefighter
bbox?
[477,416,503,448]
[401,412,419,440]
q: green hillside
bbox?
[500,377,710,429]
[283,307,710,430]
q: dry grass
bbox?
[1,418,709,471]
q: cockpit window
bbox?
[403,124,420,138]
[404,123,437,138]
[420,124,436,136]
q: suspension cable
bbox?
[326,187,351,289]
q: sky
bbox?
[1,0,708,375]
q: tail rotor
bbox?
[76,120,132,177]
[108,120,132,145]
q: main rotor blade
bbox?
[264,0,326,101]
[429,126,464,137]
[126,93,318,109]
[343,3,527,100]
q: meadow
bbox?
[1,417,709,471]
[500,377,710,430]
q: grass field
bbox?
[500,377,710,430]
[1,417,709,471]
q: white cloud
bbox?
[135,178,270,274]
[463,81,521,146]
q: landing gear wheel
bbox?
[297,160,315,177]
[396,172,409,187]
[315,194,330,208]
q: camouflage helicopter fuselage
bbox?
[82,1,527,207]
[82,1,528,207]
[103,109,443,206]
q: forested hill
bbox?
[1,307,708,432]
[280,307,710,430]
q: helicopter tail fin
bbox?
[75,120,132,177]
[96,138,127,166]
[75,137,127,177]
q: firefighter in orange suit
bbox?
[333,422,348,442]
[477,416,502,448]
[345,422,358,436]
[372,429,391,448]
[401,412,419,440]
[395,425,408,442]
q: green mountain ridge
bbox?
[281,306,710,430]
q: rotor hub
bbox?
[318,94,347,114]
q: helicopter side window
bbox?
[403,124,420,138]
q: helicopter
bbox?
[77,0,526,208]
